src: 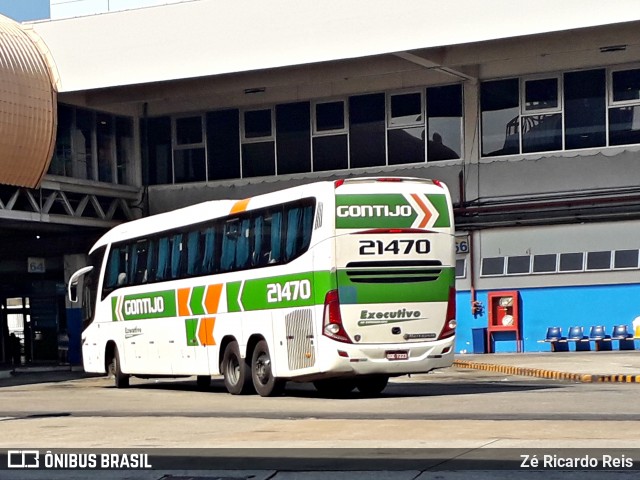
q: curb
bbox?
[453,360,640,383]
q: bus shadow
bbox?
[130,377,563,399]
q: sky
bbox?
[0,0,191,22]
[0,0,50,21]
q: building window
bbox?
[506,255,530,275]
[521,77,562,153]
[558,252,584,272]
[564,69,606,150]
[614,249,639,269]
[387,91,424,165]
[427,84,462,160]
[173,115,206,183]
[533,254,557,273]
[276,102,311,175]
[586,251,611,270]
[242,108,275,178]
[313,100,349,172]
[455,258,466,278]
[481,79,520,156]
[206,109,240,181]
[50,105,133,185]
[481,257,505,276]
[609,67,640,146]
[349,93,386,168]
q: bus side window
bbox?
[186,230,202,276]
[270,209,283,264]
[132,240,149,284]
[170,233,184,279]
[235,218,251,270]
[221,219,239,272]
[146,239,158,282]
[156,237,170,281]
[284,203,314,262]
[201,226,217,274]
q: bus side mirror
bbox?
[68,266,94,303]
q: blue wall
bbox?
[455,284,640,353]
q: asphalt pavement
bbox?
[2,348,640,386]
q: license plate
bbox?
[386,350,409,361]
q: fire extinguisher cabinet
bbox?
[486,291,522,353]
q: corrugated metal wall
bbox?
[0,14,56,188]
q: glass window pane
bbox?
[586,251,611,270]
[349,93,386,168]
[244,109,272,139]
[97,114,114,183]
[50,104,73,176]
[174,148,206,183]
[115,116,133,185]
[564,69,606,149]
[522,113,562,153]
[312,135,348,172]
[524,78,558,111]
[276,102,311,175]
[75,108,94,180]
[480,79,519,156]
[427,84,462,160]
[455,258,466,278]
[614,249,639,269]
[242,142,275,177]
[207,109,240,180]
[612,69,640,102]
[559,252,584,271]
[533,254,556,273]
[387,127,425,165]
[609,106,640,146]
[142,116,171,185]
[481,257,504,276]
[507,256,530,274]
[390,92,422,125]
[316,101,345,132]
[176,116,202,145]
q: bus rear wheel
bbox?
[355,375,389,396]
[108,346,129,389]
[251,340,285,397]
[222,341,253,395]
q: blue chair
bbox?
[589,325,612,351]
[543,326,568,352]
[611,325,635,351]
[567,326,590,351]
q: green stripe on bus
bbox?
[227,271,334,312]
[112,290,177,321]
[189,285,206,315]
[335,193,450,229]
[337,267,454,304]
[185,318,199,346]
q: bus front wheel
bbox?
[222,341,253,395]
[108,347,129,389]
[251,340,285,397]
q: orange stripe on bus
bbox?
[198,317,216,346]
[177,288,191,316]
[204,284,223,314]
[410,193,433,228]
[230,198,250,214]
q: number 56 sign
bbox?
[455,235,470,255]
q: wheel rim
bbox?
[255,352,271,385]
[227,354,240,385]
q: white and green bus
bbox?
[69,177,456,396]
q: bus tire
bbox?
[251,340,285,397]
[313,378,356,396]
[108,347,129,389]
[222,342,253,395]
[355,375,389,396]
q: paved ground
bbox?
[3,349,640,385]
